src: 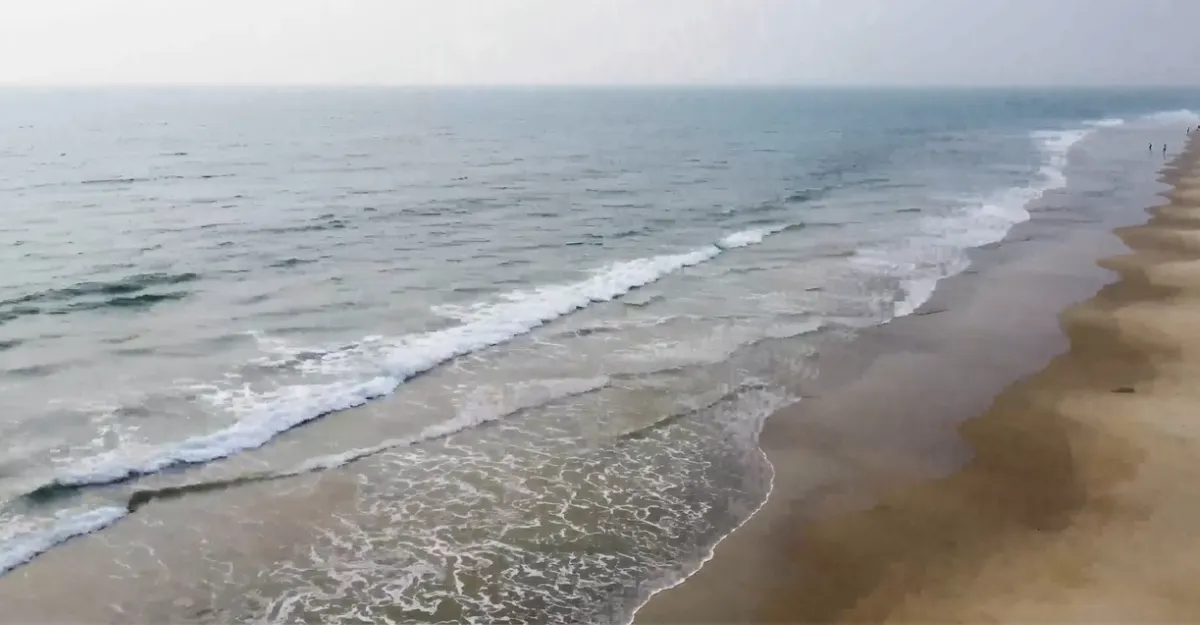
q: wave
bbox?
[288,376,611,474]
[4,363,59,378]
[0,506,127,576]
[623,387,789,625]
[624,111,1186,625]
[616,381,771,443]
[610,227,648,239]
[74,173,235,186]
[784,187,827,204]
[72,291,190,311]
[554,314,682,338]
[1085,118,1126,128]
[82,173,235,184]
[621,292,664,307]
[0,172,244,193]
[258,220,349,235]
[717,224,792,249]
[80,177,152,185]
[21,227,789,497]
[856,118,1103,320]
[113,376,610,515]
[1140,109,1200,125]
[12,375,614,565]
[269,257,318,269]
[0,273,199,324]
[120,370,778,517]
[0,374,616,578]
[1,295,188,325]
[1,272,199,308]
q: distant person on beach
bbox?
[1150,143,1154,151]
[1164,144,1168,155]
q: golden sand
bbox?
[639,143,1200,623]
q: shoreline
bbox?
[0,116,1190,623]
[636,137,1194,622]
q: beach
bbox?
[1,91,1196,623]
[637,137,1200,622]
[4,0,1200,620]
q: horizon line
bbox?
[1,82,1198,90]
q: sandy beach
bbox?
[638,138,1200,623]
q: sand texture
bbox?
[638,141,1200,623]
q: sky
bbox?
[1,0,1198,86]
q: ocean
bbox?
[0,87,1197,623]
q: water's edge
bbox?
[628,127,1182,624]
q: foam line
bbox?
[22,228,786,497]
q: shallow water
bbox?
[0,87,1197,622]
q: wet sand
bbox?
[638,141,1200,623]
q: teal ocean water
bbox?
[0,88,1197,622]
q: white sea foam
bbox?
[896,107,1185,311]
[289,376,611,474]
[717,224,789,249]
[624,116,1120,624]
[0,506,127,575]
[893,276,943,319]
[1141,109,1200,125]
[859,121,1098,319]
[1086,117,1126,128]
[621,388,790,625]
[37,228,787,491]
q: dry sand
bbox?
[638,141,1200,623]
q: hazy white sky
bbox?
[2,0,1198,86]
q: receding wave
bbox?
[100,331,827,524]
[0,506,127,576]
[854,117,1113,321]
[3,375,619,582]
[617,382,772,443]
[116,377,613,512]
[20,226,792,497]
[621,292,664,307]
[125,473,278,513]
